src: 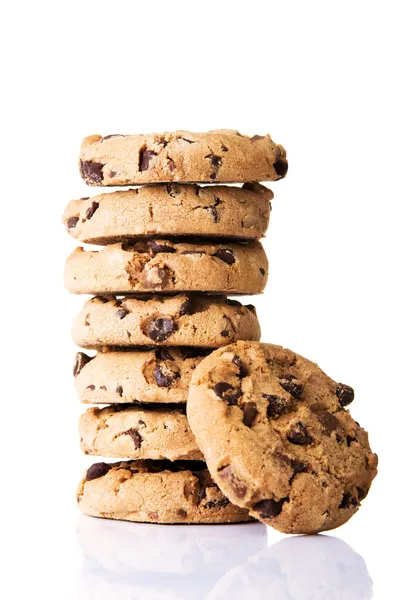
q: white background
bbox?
[1,1,399,598]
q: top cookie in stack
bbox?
[78,129,288,185]
[65,129,288,525]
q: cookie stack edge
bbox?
[64,129,287,524]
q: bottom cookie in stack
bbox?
[77,460,253,524]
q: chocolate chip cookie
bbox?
[77,460,253,523]
[74,348,205,404]
[79,130,288,185]
[79,405,202,461]
[72,295,260,349]
[63,183,272,244]
[64,240,268,295]
[187,341,378,534]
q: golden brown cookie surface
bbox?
[79,130,288,185]
[74,347,206,404]
[77,460,253,524]
[63,182,272,244]
[64,240,268,295]
[72,295,261,349]
[187,341,378,534]
[79,405,202,461]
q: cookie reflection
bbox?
[209,534,373,600]
[77,516,267,599]
[77,517,372,600]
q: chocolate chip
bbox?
[339,492,358,509]
[204,198,221,223]
[116,385,123,396]
[100,385,107,390]
[168,158,175,172]
[147,317,176,342]
[86,385,95,391]
[95,296,110,303]
[86,201,99,220]
[273,158,288,179]
[116,309,129,319]
[336,383,354,407]
[124,429,142,449]
[225,299,242,307]
[218,465,247,498]
[275,453,309,475]
[148,511,159,520]
[145,266,172,288]
[67,216,79,229]
[109,170,116,178]
[86,462,111,481]
[287,422,313,445]
[154,364,180,387]
[357,487,367,501]
[146,240,177,256]
[259,267,266,276]
[206,155,222,179]
[73,352,92,377]
[242,402,258,427]
[206,206,219,222]
[290,459,309,474]
[139,149,157,171]
[246,304,256,313]
[250,134,265,141]
[194,471,213,504]
[279,374,303,399]
[315,410,340,433]
[253,498,285,519]
[178,297,191,316]
[213,249,236,265]
[264,394,294,418]
[204,498,229,509]
[232,355,247,377]
[79,160,104,184]
[166,183,180,197]
[220,330,230,337]
[347,435,358,446]
[213,382,241,405]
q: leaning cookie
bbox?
[79,405,202,461]
[187,341,378,535]
[63,183,272,244]
[77,460,253,524]
[74,348,205,404]
[64,240,268,295]
[72,295,260,349]
[79,130,288,186]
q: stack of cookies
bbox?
[63,130,287,525]
[64,130,377,534]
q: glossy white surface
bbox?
[77,518,372,599]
